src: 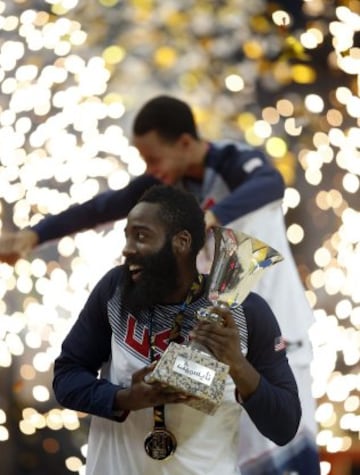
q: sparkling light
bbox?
[0,1,359,474]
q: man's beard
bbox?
[122,238,179,313]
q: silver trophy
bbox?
[148,226,283,415]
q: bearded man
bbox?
[53,185,301,475]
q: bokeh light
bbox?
[1,0,360,474]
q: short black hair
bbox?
[133,95,199,142]
[138,185,205,257]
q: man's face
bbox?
[133,131,188,185]
[122,202,179,312]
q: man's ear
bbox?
[177,133,192,150]
[172,230,192,256]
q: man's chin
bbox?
[159,175,177,186]
[123,277,176,312]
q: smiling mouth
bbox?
[128,264,143,282]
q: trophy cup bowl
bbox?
[147,226,283,415]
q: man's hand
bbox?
[114,364,191,412]
[0,229,39,265]
[190,305,261,401]
[190,305,244,368]
[204,209,220,232]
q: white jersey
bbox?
[85,335,242,475]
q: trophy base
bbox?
[147,342,229,415]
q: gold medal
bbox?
[144,428,177,460]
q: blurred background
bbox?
[0,0,359,474]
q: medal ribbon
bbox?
[149,274,203,429]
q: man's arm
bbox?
[206,143,285,226]
[0,229,39,265]
[0,174,159,264]
[240,295,302,445]
[52,267,121,420]
[53,266,193,420]
[190,294,301,446]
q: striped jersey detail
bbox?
[108,285,248,365]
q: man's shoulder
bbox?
[101,264,124,279]
[242,291,276,321]
[92,265,124,295]
[212,139,257,154]
[242,291,269,309]
[209,140,267,165]
[242,291,281,334]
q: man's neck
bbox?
[184,140,210,180]
[163,269,202,304]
